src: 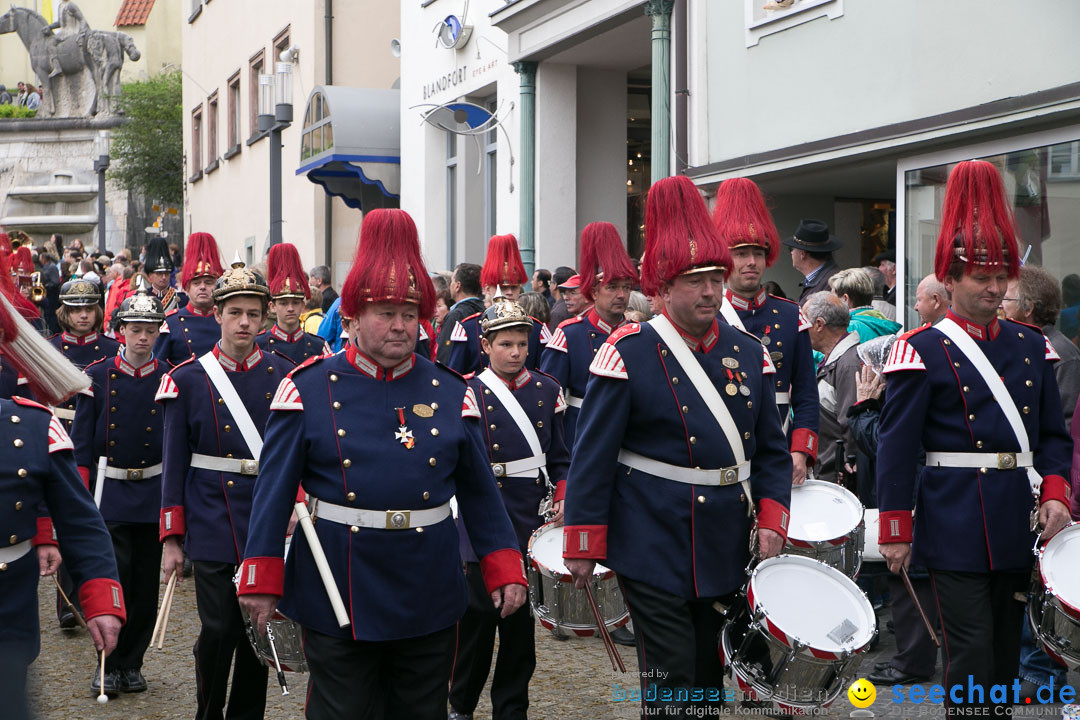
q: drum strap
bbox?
[648,315,753,514]
[478,368,543,460]
[719,298,746,331]
[199,351,264,460]
[934,318,1041,496]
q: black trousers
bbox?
[448,563,535,719]
[303,625,456,720]
[55,562,82,622]
[192,561,268,720]
[0,645,32,720]
[620,577,730,718]
[929,569,1027,708]
[887,573,939,677]
[106,522,162,673]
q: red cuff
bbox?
[33,516,57,546]
[159,505,185,541]
[479,548,526,594]
[79,578,127,624]
[78,466,90,490]
[878,510,913,544]
[553,479,566,504]
[1040,474,1071,507]
[235,557,285,597]
[790,428,818,465]
[756,498,790,542]
[561,524,607,560]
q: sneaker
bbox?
[182,555,193,578]
[117,668,148,693]
[90,669,119,697]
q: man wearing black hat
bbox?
[144,237,186,313]
[873,249,897,308]
[784,219,842,305]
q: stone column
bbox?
[513,60,538,274]
[645,0,675,184]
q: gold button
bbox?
[776,342,782,348]
[343,459,352,468]
[537,400,544,407]
[976,441,983,448]
[739,494,746,502]
[1023,406,1030,414]
[484,389,491,395]
[226,453,233,458]
[423,491,430,500]
[777,381,782,388]
[10,416,19,424]
[536,381,543,388]
[747,401,753,408]
[337,429,346,437]
[416,527,424,534]
[150,409,157,415]
[672,377,679,384]
[954,362,960,368]
[333,402,341,410]
[13,439,23,448]
[689,436,697,444]
[490,424,497,431]
[493,443,500,451]
[432,379,440,387]
[536,421,543,428]
[14,501,22,509]
[431,403,438,411]
[497,481,503,488]
[330,374,339,382]
[963,386,969,393]
[110,390,117,396]
[697,495,706,504]
[943,339,951,346]
[111,407,116,413]
[268,367,275,374]
[226,480,235,488]
[487,405,494,411]
[9,535,16,544]
[734,346,740,352]
[1018,332,1024,339]
[429,457,437,467]
[265,393,272,399]
[968,414,975,421]
[110,374,116,380]
[145,427,152,432]
[0,563,6,571]
[744,432,751,440]
[661,349,668,356]
[980,467,988,474]
[109,424,116,430]
[347,492,356,502]
[351,525,359,533]
[224,425,231,432]
[1025,358,1031,365]
[218,398,224,404]
[431,428,439,436]
[1026,380,1033,387]
[773,309,779,314]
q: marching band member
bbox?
[562,175,792,717]
[877,160,1072,708]
[447,234,550,375]
[238,209,526,720]
[157,258,293,720]
[143,236,186,313]
[256,243,330,364]
[449,298,570,720]
[71,282,168,695]
[713,178,819,484]
[153,232,224,367]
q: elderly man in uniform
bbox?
[877,160,1072,710]
[154,232,224,367]
[563,175,792,717]
[714,177,819,485]
[256,243,330,364]
[157,258,294,720]
[784,219,842,305]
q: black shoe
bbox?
[59,608,79,630]
[873,660,890,672]
[90,669,119,697]
[1017,680,1042,705]
[182,555,193,578]
[609,626,635,647]
[448,711,473,720]
[868,666,930,685]
[117,668,147,693]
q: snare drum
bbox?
[720,555,877,712]
[862,509,883,563]
[784,480,865,577]
[237,535,307,673]
[1028,522,1080,670]
[526,523,629,637]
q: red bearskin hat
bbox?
[340,209,436,320]
[267,243,311,300]
[933,160,1020,282]
[0,233,12,259]
[711,177,780,267]
[640,175,730,296]
[480,234,528,289]
[10,246,33,278]
[578,222,637,301]
[180,232,225,287]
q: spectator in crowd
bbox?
[316,296,344,353]
[24,84,41,110]
[625,290,651,323]
[783,219,842,304]
[863,266,897,321]
[433,262,484,364]
[434,283,453,333]
[15,81,25,105]
[308,264,338,312]
[913,274,949,326]
[300,295,325,335]
[0,85,11,104]
[829,268,901,342]
[763,280,786,300]
[1061,273,1080,344]
[532,268,554,306]
[39,251,62,333]
[518,291,550,327]
[560,275,590,319]
[547,266,576,329]
[873,249,898,307]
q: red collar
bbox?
[270,325,303,342]
[212,344,262,372]
[115,353,158,378]
[945,309,1001,341]
[61,331,99,345]
[662,310,719,353]
[491,367,531,390]
[346,344,415,381]
[185,304,215,318]
[725,287,768,311]
[587,308,624,335]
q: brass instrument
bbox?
[29,272,45,303]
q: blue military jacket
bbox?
[539,309,623,447]
[238,345,525,642]
[447,312,551,376]
[562,315,792,599]
[154,305,221,367]
[47,331,121,430]
[157,345,294,564]
[256,324,330,365]
[71,353,168,524]
[0,397,125,658]
[877,310,1072,572]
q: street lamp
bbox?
[92,132,110,251]
[258,61,294,247]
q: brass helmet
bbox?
[213,252,269,303]
[58,277,101,307]
[116,277,165,324]
[479,293,533,337]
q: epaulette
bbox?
[607,323,641,344]
[11,396,49,412]
[268,349,298,367]
[770,295,802,309]
[531,367,562,390]
[899,323,933,341]
[462,371,476,380]
[168,356,198,374]
[557,315,585,330]
[434,361,468,384]
[286,353,326,378]
[46,332,61,342]
[83,356,109,374]
[1006,318,1043,335]
[165,308,179,317]
[733,325,764,345]
[462,312,482,323]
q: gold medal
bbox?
[722,357,739,369]
[412,403,435,418]
[725,383,738,396]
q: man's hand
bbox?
[490,583,527,618]
[855,365,885,404]
[791,452,808,486]
[287,510,298,537]
[87,615,122,655]
[37,545,61,576]
[565,558,596,589]
[881,542,911,574]
[161,537,186,582]
[757,528,784,559]
[1039,499,1071,541]
[239,594,279,634]
[551,500,564,525]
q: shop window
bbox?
[190,105,203,182]
[226,72,241,156]
[248,50,265,142]
[206,91,218,171]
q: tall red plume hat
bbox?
[267,243,311,300]
[711,177,780,267]
[641,175,730,296]
[0,233,12,258]
[180,231,225,287]
[340,209,436,320]
[933,160,1020,282]
[480,234,528,289]
[10,246,33,279]
[578,222,637,301]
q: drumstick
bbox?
[584,583,626,672]
[900,566,940,648]
[97,650,108,704]
[52,574,90,632]
[151,571,177,648]
[156,573,177,650]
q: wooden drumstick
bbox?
[97,650,108,704]
[900,566,940,648]
[156,572,177,650]
[52,574,90,632]
[151,571,177,648]
[584,583,626,673]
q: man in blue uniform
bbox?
[714,178,819,484]
[449,298,570,720]
[447,234,550,375]
[257,243,330,364]
[144,236,186,313]
[238,208,526,720]
[72,282,168,695]
[877,160,1072,709]
[157,258,294,720]
[563,175,792,717]
[154,232,224,366]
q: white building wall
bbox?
[535,62,577,269]
[576,67,628,241]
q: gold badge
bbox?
[412,404,435,418]
[722,357,740,369]
[770,351,783,362]
[725,383,738,396]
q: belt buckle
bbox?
[240,459,259,476]
[722,468,738,485]
[997,452,1017,470]
[492,463,506,478]
[386,510,411,530]
[126,468,143,481]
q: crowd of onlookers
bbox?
[0,81,43,109]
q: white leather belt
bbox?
[566,394,584,408]
[310,496,452,530]
[190,453,259,476]
[0,539,32,565]
[492,454,546,478]
[104,463,162,481]
[618,448,749,486]
[775,392,790,405]
[53,407,75,421]
[925,451,1033,471]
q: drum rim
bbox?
[786,480,865,547]
[527,522,616,582]
[1038,521,1080,621]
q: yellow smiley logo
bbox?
[848,678,876,708]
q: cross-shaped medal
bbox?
[394,407,415,450]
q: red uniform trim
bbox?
[78,466,91,490]
[562,524,608,559]
[790,428,818,465]
[235,556,285,597]
[553,479,566,504]
[878,509,913,543]
[479,547,526,594]
[756,498,790,542]
[159,505,186,540]
[1040,474,1071,507]
[79,577,127,623]
[33,516,56,546]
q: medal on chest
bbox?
[394,407,415,450]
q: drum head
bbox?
[863,509,883,562]
[1041,523,1080,610]
[788,480,863,543]
[529,524,613,578]
[750,555,875,654]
